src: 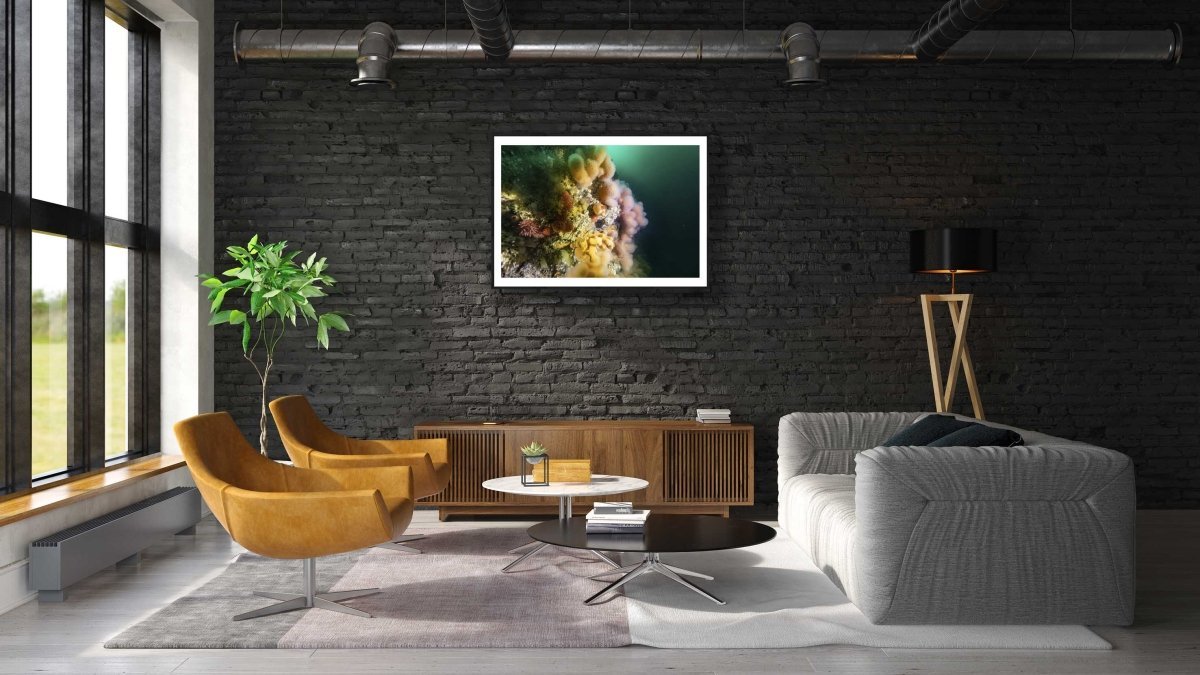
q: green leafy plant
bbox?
[520,441,549,457]
[199,236,349,455]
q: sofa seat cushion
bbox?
[779,474,858,602]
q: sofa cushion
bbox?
[779,474,859,602]
[880,414,974,446]
[927,423,1023,447]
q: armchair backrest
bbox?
[270,395,351,464]
[173,411,394,559]
[173,412,290,528]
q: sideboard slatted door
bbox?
[662,430,754,505]
[415,429,505,504]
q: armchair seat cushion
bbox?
[779,474,859,601]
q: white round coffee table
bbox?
[482,474,649,573]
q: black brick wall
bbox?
[214,1,1200,509]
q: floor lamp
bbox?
[910,228,997,420]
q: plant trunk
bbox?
[258,354,273,456]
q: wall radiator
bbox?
[29,487,201,602]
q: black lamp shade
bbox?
[910,228,997,275]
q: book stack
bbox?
[696,408,731,424]
[585,501,650,534]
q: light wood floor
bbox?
[0,510,1197,674]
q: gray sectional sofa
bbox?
[777,412,1135,626]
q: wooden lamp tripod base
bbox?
[919,293,985,420]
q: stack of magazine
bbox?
[696,408,731,424]
[585,501,650,534]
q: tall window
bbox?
[1,0,159,491]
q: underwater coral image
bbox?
[497,142,701,281]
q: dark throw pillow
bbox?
[881,415,975,446]
[927,423,1024,447]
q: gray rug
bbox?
[106,527,628,648]
[106,526,1110,650]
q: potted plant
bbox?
[199,236,349,455]
[520,441,549,465]
[520,442,550,487]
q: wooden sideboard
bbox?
[413,420,755,519]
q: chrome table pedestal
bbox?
[502,495,621,572]
[585,553,724,605]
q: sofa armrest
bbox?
[853,444,1136,625]
[777,412,924,491]
[857,443,1133,502]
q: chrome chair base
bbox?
[376,533,431,554]
[381,535,429,552]
[234,558,379,621]
[585,553,724,606]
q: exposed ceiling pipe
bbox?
[462,0,514,59]
[782,23,823,88]
[912,0,1011,63]
[232,26,1183,85]
[235,27,1181,64]
[350,22,397,88]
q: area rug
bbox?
[105,526,1110,649]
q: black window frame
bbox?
[0,0,160,493]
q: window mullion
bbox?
[126,26,145,456]
[65,0,105,474]
[3,0,34,492]
[139,28,160,458]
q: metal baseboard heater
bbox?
[29,487,201,602]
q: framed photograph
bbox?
[494,136,707,287]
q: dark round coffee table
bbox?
[528,514,775,606]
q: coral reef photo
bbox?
[495,138,704,286]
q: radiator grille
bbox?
[663,430,752,503]
[31,487,197,547]
[415,429,505,504]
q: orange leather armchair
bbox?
[269,395,451,552]
[174,412,415,621]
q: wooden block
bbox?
[533,459,592,483]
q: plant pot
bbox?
[521,454,549,486]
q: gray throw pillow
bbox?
[880,414,975,446]
[927,423,1023,447]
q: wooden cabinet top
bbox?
[414,419,754,431]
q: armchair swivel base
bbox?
[375,539,421,554]
[235,557,379,621]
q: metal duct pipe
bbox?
[781,23,824,87]
[233,28,783,62]
[350,21,397,88]
[232,26,1183,74]
[823,27,1182,64]
[912,0,1011,62]
[462,0,514,59]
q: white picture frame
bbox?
[493,135,708,288]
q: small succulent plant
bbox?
[520,441,549,457]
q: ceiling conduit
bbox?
[912,0,1011,62]
[231,4,1183,88]
[462,0,515,59]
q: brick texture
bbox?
[214,1,1200,508]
